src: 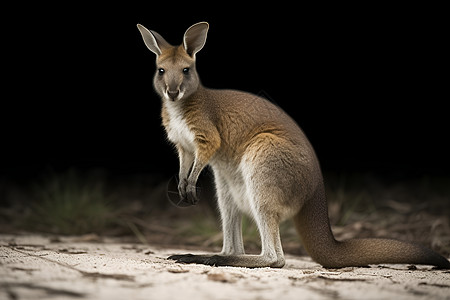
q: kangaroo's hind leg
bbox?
[215,173,245,255]
[167,206,284,268]
[168,160,286,268]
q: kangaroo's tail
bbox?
[294,187,450,269]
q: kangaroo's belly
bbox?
[210,159,253,215]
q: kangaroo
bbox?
[137,22,450,269]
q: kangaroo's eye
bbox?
[158,68,165,75]
[183,68,190,74]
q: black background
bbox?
[2,3,448,183]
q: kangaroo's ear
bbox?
[137,24,171,56]
[183,22,209,57]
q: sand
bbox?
[1,234,449,300]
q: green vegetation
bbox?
[1,170,448,256]
[25,170,115,235]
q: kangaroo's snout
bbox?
[165,79,182,101]
[167,90,180,101]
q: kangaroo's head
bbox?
[137,22,209,102]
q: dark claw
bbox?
[186,185,199,205]
[167,176,197,207]
[168,253,195,261]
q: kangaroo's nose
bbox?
[168,90,179,100]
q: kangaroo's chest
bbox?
[163,103,196,151]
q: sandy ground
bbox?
[1,234,449,300]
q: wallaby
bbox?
[137,22,450,269]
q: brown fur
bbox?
[137,22,450,269]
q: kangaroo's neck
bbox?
[162,84,216,127]
[160,84,211,146]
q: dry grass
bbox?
[1,170,449,257]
